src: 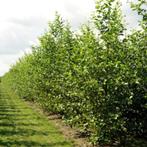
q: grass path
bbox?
[0,84,73,147]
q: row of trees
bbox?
[2,0,147,145]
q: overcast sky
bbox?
[0,0,140,76]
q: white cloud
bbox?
[0,62,9,76]
[0,54,20,76]
[0,47,33,76]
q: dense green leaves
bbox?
[2,0,147,145]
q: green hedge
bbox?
[2,0,147,145]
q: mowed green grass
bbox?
[0,84,73,147]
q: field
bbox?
[0,84,73,147]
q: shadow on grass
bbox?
[0,113,29,117]
[0,140,70,147]
[0,117,39,121]
[0,128,60,136]
[0,122,40,127]
[0,109,21,112]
